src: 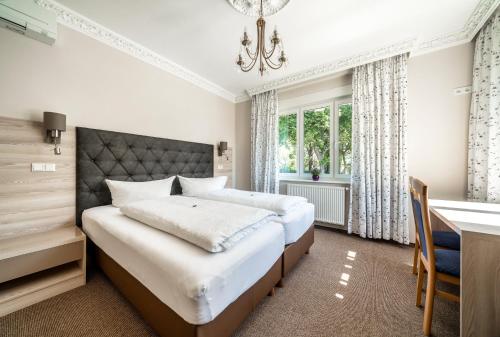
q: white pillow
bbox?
[105,176,175,207]
[178,176,227,196]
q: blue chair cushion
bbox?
[432,230,460,250]
[435,249,460,277]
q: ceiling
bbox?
[54,0,488,100]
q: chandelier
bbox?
[235,0,288,76]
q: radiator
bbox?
[287,184,346,225]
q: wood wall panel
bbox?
[0,117,75,239]
[0,116,233,238]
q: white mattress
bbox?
[271,203,315,244]
[82,206,284,325]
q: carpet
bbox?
[0,227,459,337]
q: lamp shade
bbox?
[219,141,228,152]
[43,111,66,131]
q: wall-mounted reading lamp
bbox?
[218,141,228,159]
[43,111,66,155]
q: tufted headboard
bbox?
[76,127,214,226]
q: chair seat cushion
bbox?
[435,249,460,277]
[432,230,460,250]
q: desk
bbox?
[429,199,500,337]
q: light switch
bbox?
[31,163,44,172]
[31,163,56,172]
[45,163,56,172]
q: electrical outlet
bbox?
[453,86,472,96]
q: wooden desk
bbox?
[429,199,500,337]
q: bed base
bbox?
[96,247,282,337]
[282,224,315,278]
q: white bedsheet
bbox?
[82,206,284,325]
[271,203,315,244]
[196,189,307,216]
[121,196,275,252]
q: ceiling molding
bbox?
[246,38,417,97]
[463,0,499,37]
[35,0,238,103]
[234,94,251,103]
[246,0,499,97]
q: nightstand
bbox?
[0,226,86,316]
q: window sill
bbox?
[279,177,351,185]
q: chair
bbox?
[410,187,460,275]
[410,177,460,336]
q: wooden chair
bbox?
[409,177,460,336]
[410,186,460,275]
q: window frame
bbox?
[278,96,352,179]
[334,97,353,179]
[299,101,334,178]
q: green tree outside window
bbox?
[278,101,352,176]
[278,113,297,173]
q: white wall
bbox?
[235,100,252,190]
[407,43,473,200]
[0,25,235,153]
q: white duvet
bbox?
[195,188,307,216]
[120,196,275,252]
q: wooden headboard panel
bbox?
[0,116,75,239]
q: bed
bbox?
[278,204,315,277]
[189,188,315,278]
[76,127,284,337]
[83,205,284,324]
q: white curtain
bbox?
[349,54,410,245]
[251,90,279,193]
[467,9,500,203]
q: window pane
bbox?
[278,113,297,173]
[337,103,352,175]
[303,106,330,174]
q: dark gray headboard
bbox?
[76,127,214,226]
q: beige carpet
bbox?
[0,227,459,337]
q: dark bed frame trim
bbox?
[96,248,282,337]
[283,224,315,277]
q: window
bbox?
[278,112,297,173]
[278,97,352,178]
[303,105,331,174]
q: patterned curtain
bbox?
[349,54,410,244]
[251,90,279,193]
[467,10,500,203]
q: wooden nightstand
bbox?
[0,226,86,316]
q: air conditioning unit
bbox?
[0,0,57,45]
